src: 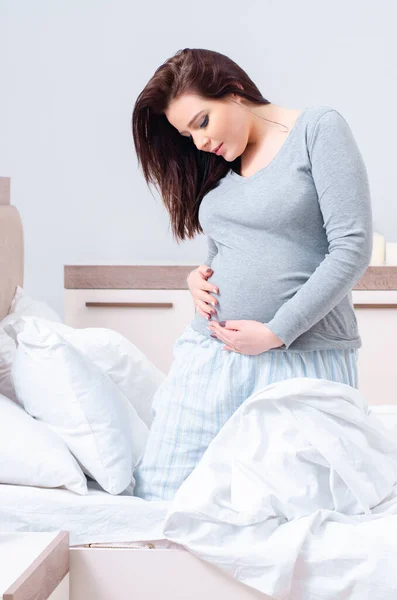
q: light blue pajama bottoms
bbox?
[133,323,359,501]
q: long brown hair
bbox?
[131,48,271,242]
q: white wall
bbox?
[0,0,395,317]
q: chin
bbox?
[221,148,233,162]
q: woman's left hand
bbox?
[208,320,285,355]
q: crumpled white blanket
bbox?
[163,377,397,599]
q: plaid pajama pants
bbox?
[133,323,359,501]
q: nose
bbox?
[198,137,211,152]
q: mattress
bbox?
[1,406,396,548]
[0,480,171,547]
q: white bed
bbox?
[0,483,272,598]
[0,177,272,599]
[0,480,170,547]
[3,176,397,600]
[2,400,397,547]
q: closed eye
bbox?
[200,115,209,129]
[183,115,209,140]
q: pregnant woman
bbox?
[131,47,373,501]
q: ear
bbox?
[232,84,244,100]
[232,93,244,104]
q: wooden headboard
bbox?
[0,178,24,320]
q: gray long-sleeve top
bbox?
[190,105,373,351]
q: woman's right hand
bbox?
[187,265,219,321]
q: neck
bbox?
[245,103,286,147]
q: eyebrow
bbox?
[179,110,205,135]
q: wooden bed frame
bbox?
[69,543,267,599]
[0,177,271,599]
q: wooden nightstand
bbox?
[0,532,69,599]
[64,265,196,374]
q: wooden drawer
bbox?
[64,289,196,374]
[353,290,397,405]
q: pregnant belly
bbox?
[206,263,299,324]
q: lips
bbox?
[213,143,223,155]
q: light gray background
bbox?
[0,0,395,318]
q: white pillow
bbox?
[0,286,62,403]
[6,316,165,427]
[0,392,88,495]
[0,330,17,402]
[56,325,167,428]
[8,318,149,495]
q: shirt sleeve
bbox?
[204,235,218,267]
[265,109,373,350]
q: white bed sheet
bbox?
[0,480,170,547]
[163,381,397,600]
[0,405,395,552]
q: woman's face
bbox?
[164,92,252,161]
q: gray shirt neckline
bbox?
[227,105,312,183]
